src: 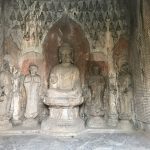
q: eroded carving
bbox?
[118,64,132,120]
[0,60,13,129]
[23,64,41,128]
[11,67,23,125]
[117,63,133,130]
[86,66,106,128]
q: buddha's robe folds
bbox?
[45,64,83,107]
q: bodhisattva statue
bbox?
[118,64,133,130]
[118,64,132,120]
[23,64,41,128]
[0,61,13,129]
[41,43,85,133]
[11,67,24,125]
[86,66,106,128]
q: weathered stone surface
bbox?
[0,60,13,129]
[23,64,41,128]
[129,0,150,129]
[0,0,149,136]
[0,131,149,150]
[86,65,106,128]
[11,67,24,125]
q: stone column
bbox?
[105,20,118,127]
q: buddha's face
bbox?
[29,65,38,76]
[93,66,100,75]
[3,61,10,72]
[60,48,72,64]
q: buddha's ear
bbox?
[58,53,61,63]
[70,58,73,64]
[58,48,62,63]
[59,59,62,63]
[71,50,74,64]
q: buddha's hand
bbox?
[50,74,58,84]
[43,96,47,103]
[6,111,12,119]
[43,96,51,105]
[40,94,46,100]
[0,96,5,102]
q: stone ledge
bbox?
[0,127,136,137]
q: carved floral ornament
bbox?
[7,0,129,53]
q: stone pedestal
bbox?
[118,120,133,131]
[12,119,22,126]
[107,114,118,128]
[41,98,85,133]
[22,118,39,128]
[139,122,150,132]
[86,116,106,128]
[0,116,12,130]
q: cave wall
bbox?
[129,0,150,129]
[0,0,135,128]
[0,0,4,57]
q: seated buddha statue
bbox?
[44,43,82,106]
[41,43,85,133]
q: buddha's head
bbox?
[29,64,38,76]
[59,43,73,64]
[93,66,101,75]
[3,60,10,72]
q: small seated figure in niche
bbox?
[118,63,132,121]
[0,60,13,129]
[41,43,85,132]
[86,66,106,128]
[23,64,41,128]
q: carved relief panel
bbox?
[0,0,132,131]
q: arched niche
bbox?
[43,15,90,86]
